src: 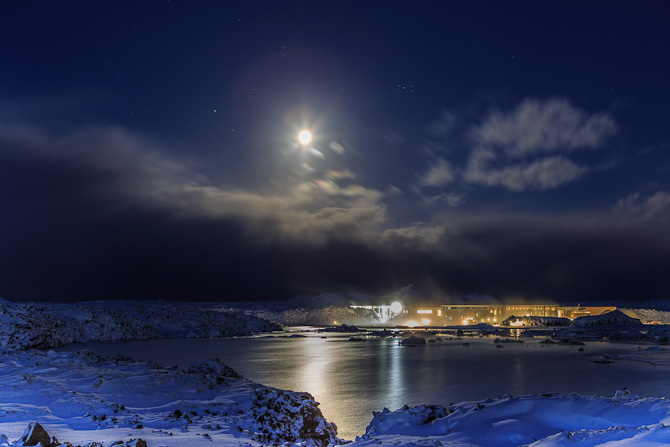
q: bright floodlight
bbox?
[390,302,403,314]
[298,130,312,145]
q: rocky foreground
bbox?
[2,299,670,446]
[0,300,341,447]
[0,300,280,351]
[0,349,341,447]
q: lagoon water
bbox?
[57,330,670,440]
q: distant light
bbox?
[406,320,419,328]
[390,302,403,314]
[421,318,431,326]
[299,130,312,144]
[462,319,469,325]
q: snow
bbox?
[250,306,384,326]
[500,316,571,326]
[0,348,342,446]
[0,300,280,351]
[2,298,670,446]
[351,393,670,447]
[621,307,670,324]
[0,300,341,446]
[572,310,642,326]
[318,324,362,333]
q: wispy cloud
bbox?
[417,158,456,187]
[463,148,589,191]
[418,98,616,192]
[3,115,668,302]
[472,98,617,158]
[612,191,670,220]
[427,192,466,207]
[0,124,388,245]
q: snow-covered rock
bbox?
[249,388,342,446]
[400,335,426,345]
[572,310,642,326]
[188,357,243,379]
[251,306,383,326]
[0,301,280,351]
[3,297,670,447]
[354,393,670,447]
[14,421,51,447]
[319,324,361,333]
[500,315,571,326]
[0,349,342,447]
[9,421,147,447]
[620,307,670,324]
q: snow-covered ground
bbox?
[0,349,340,447]
[0,300,280,351]
[0,300,339,447]
[351,393,670,447]
[248,306,384,327]
[2,299,670,446]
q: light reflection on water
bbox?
[58,332,670,441]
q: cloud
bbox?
[472,98,617,157]
[323,169,355,181]
[426,192,466,207]
[0,124,388,246]
[328,141,346,154]
[426,109,459,137]
[463,148,589,191]
[415,98,616,192]
[2,121,668,303]
[612,191,670,220]
[387,185,403,195]
[0,122,397,300]
[417,158,455,187]
[366,212,670,302]
[416,99,615,195]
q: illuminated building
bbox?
[364,303,618,326]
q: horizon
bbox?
[2,282,666,308]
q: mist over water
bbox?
[59,331,670,440]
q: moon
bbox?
[298,130,312,145]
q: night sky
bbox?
[2,1,670,302]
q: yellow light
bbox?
[299,130,312,144]
[462,319,469,325]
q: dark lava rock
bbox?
[17,421,51,446]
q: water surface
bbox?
[58,331,670,440]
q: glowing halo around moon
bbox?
[298,130,312,145]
